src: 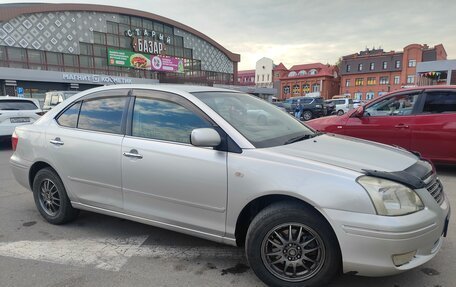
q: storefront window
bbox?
[94,57,107,68]
[143,19,154,30]
[7,47,26,62]
[79,43,93,55]
[184,48,192,59]
[47,65,64,72]
[29,64,45,70]
[0,46,5,60]
[93,45,107,57]
[119,24,130,35]
[8,62,27,69]
[107,35,119,47]
[119,37,131,49]
[175,47,183,57]
[154,22,164,33]
[166,46,175,57]
[107,22,119,34]
[79,56,93,68]
[131,17,142,27]
[93,32,106,45]
[64,54,78,66]
[302,84,310,93]
[27,50,44,64]
[312,83,320,92]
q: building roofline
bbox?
[0,3,240,62]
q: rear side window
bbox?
[78,97,127,134]
[56,102,81,128]
[423,92,456,113]
[0,100,38,110]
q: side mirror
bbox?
[353,106,364,118]
[190,128,221,147]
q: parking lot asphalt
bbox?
[0,140,454,287]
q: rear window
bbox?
[0,100,38,110]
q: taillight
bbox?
[12,131,18,151]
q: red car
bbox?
[307,86,456,164]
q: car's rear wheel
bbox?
[246,202,341,287]
[33,168,79,224]
[302,110,313,121]
[337,110,344,116]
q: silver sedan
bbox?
[10,85,450,287]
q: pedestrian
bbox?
[294,99,303,119]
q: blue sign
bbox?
[17,87,24,95]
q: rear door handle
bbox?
[394,124,409,128]
[49,137,64,146]
[123,149,143,159]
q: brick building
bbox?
[340,44,447,100]
[237,69,255,86]
[276,63,340,100]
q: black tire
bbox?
[245,202,341,287]
[337,110,344,116]
[32,167,79,224]
[302,110,313,121]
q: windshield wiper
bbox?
[284,132,323,145]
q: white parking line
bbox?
[0,236,244,271]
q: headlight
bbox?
[315,104,322,108]
[357,176,424,216]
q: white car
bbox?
[10,85,450,287]
[0,97,43,140]
[331,98,354,115]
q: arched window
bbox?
[309,69,318,75]
[312,83,320,92]
[283,86,290,94]
[298,70,307,76]
[288,71,297,77]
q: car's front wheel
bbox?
[337,110,344,116]
[33,168,79,224]
[302,110,313,121]
[245,202,341,287]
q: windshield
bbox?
[193,92,315,148]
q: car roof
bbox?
[80,84,243,94]
[0,96,37,101]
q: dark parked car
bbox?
[282,96,325,120]
[307,86,456,164]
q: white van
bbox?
[43,91,79,112]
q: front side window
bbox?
[132,98,211,144]
[56,102,81,128]
[422,92,456,113]
[365,93,419,116]
[193,92,315,148]
[78,97,127,134]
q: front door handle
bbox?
[123,149,143,159]
[394,124,409,129]
[49,137,64,146]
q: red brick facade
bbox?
[275,63,340,100]
[340,44,447,101]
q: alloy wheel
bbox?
[261,223,325,282]
[38,179,61,217]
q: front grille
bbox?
[424,175,445,205]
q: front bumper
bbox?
[323,191,450,276]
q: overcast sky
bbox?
[2,0,456,70]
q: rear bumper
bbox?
[323,194,450,276]
[9,153,32,190]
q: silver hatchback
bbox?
[10,85,450,287]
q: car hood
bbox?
[267,134,418,173]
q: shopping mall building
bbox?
[0,3,240,101]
